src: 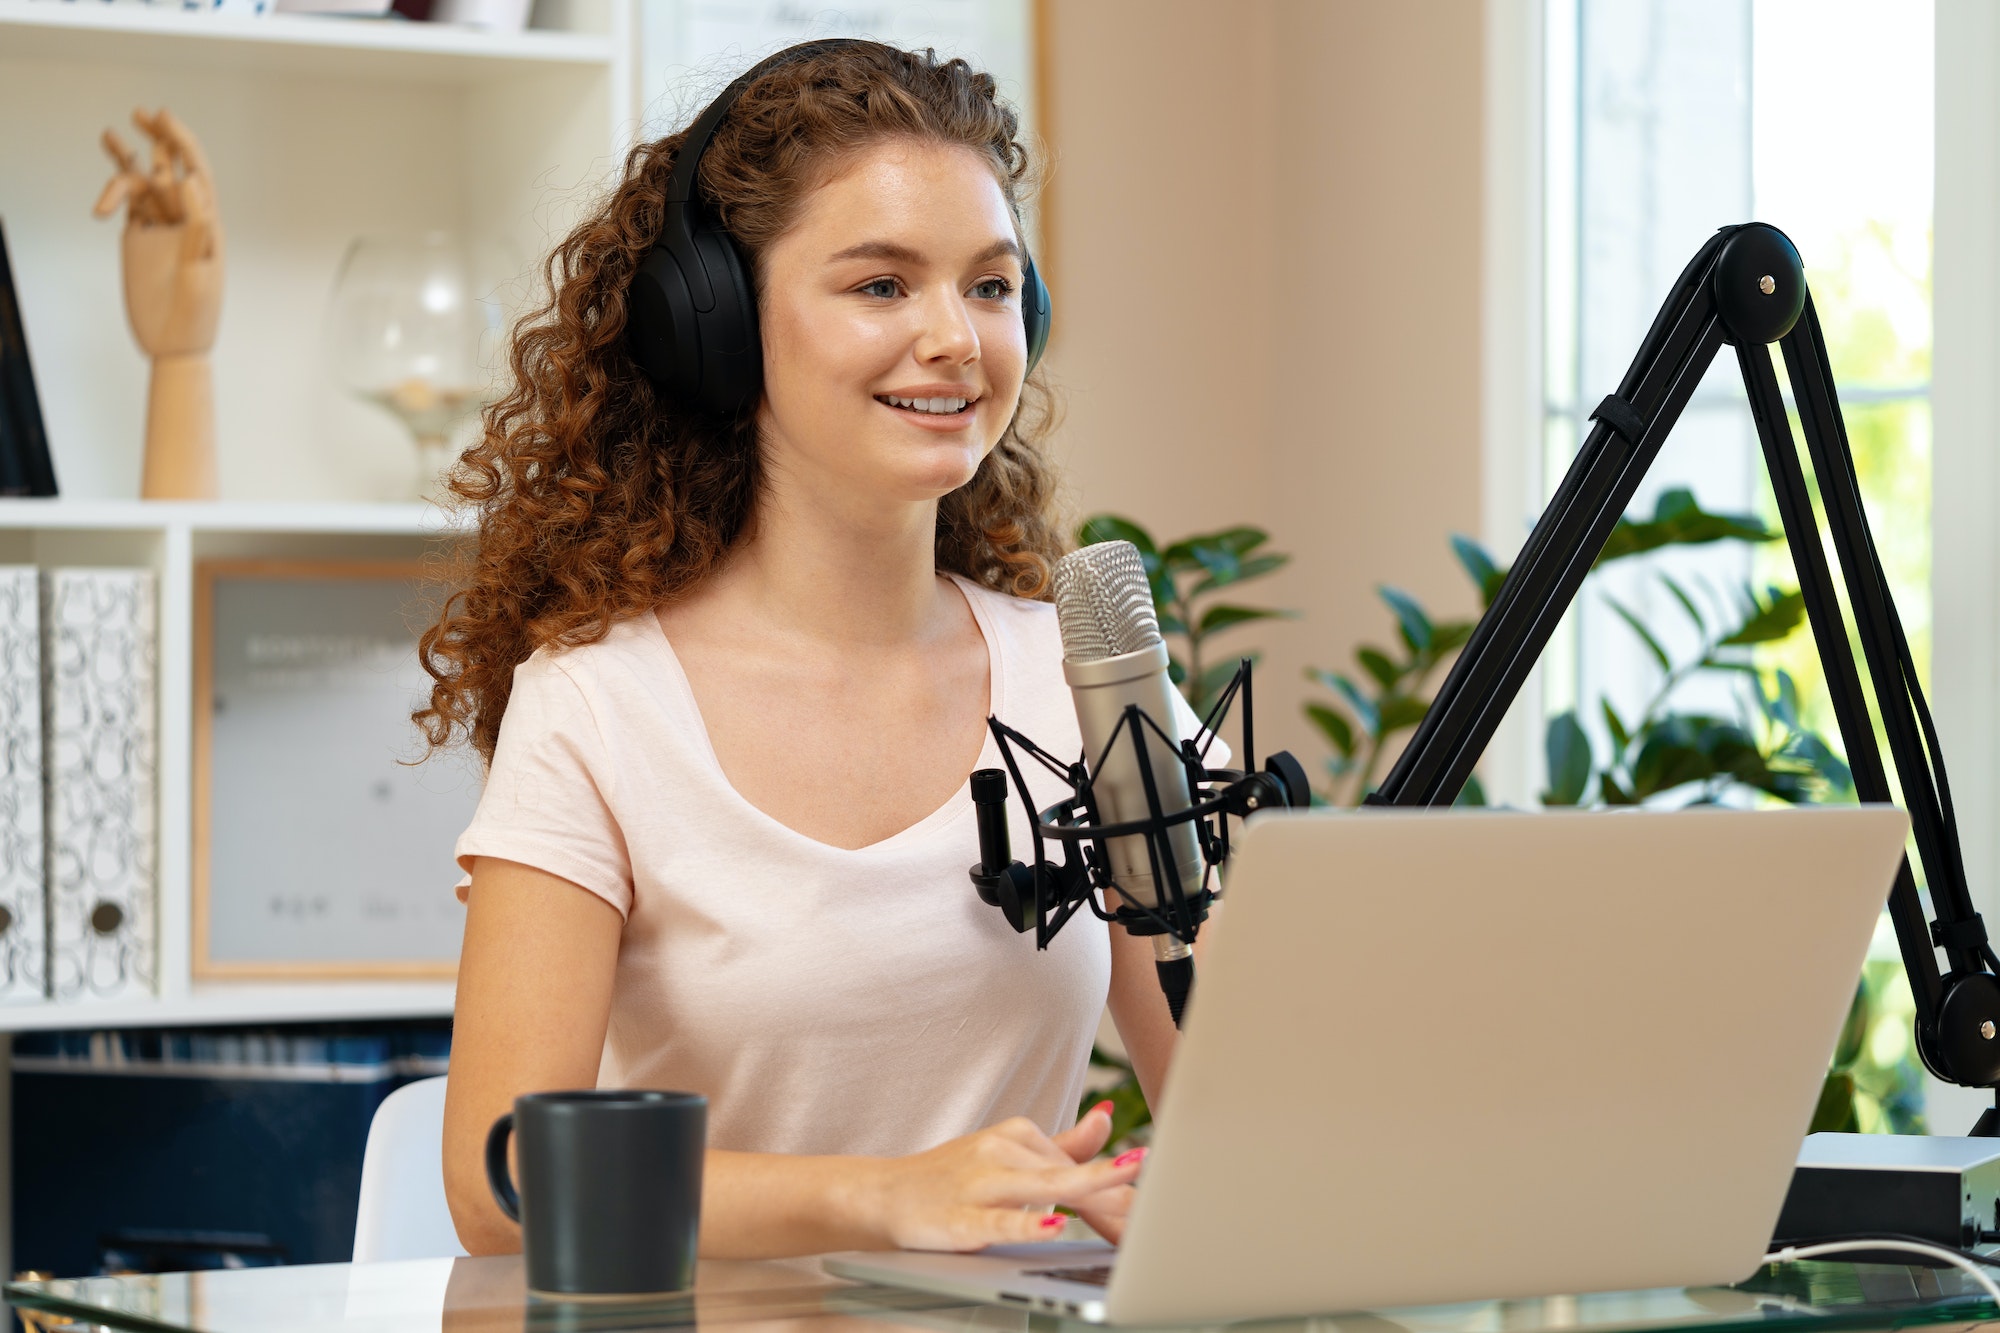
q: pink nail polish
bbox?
[1090,1100,1115,1119]
[1041,1214,1067,1229]
[1113,1147,1147,1167]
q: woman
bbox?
[421,39,1193,1260]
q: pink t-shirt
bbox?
[456,575,1154,1157]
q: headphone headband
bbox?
[663,37,875,206]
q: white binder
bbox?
[43,568,157,1000]
[0,566,44,1002]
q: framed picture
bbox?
[193,560,479,979]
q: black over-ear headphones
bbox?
[625,37,1053,417]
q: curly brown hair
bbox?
[414,41,1066,763]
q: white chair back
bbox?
[353,1075,469,1262]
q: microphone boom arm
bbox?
[1370,222,2000,1123]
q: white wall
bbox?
[1929,0,2000,1134]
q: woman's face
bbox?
[755,137,1029,508]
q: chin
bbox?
[882,443,988,500]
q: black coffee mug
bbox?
[485,1089,706,1296]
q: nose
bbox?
[913,285,979,366]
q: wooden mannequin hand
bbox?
[93,108,224,357]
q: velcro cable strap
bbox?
[1932,914,1990,951]
[1590,394,1648,445]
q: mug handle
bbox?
[485,1112,521,1223]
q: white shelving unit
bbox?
[0,0,637,1028]
[0,499,471,1031]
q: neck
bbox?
[721,470,951,649]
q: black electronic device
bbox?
[1773,1134,2000,1255]
[1368,221,2000,1129]
[625,38,1053,416]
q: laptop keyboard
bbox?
[1023,1265,1114,1287]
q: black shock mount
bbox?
[968,659,1310,959]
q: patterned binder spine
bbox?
[0,567,43,1001]
[44,569,157,1001]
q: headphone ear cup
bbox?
[1021,253,1052,373]
[688,224,762,415]
[628,218,763,415]
[628,244,703,403]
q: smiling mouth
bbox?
[876,393,977,418]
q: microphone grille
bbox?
[1052,541,1162,662]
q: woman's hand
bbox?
[859,1117,1145,1252]
[1048,1101,1143,1244]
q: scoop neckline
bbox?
[644,573,1005,856]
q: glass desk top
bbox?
[6,1252,2000,1333]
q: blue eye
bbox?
[859,278,900,299]
[973,278,1015,300]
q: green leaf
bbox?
[1196,604,1290,635]
[1790,731,1855,799]
[1720,588,1807,646]
[1623,714,1818,803]
[1078,515,1157,555]
[1305,703,1356,758]
[1832,981,1870,1070]
[1191,552,1290,597]
[1809,1070,1860,1134]
[1542,711,1592,806]
[1157,608,1189,637]
[1428,619,1476,660]
[1356,647,1400,691]
[1601,699,1630,753]
[1207,526,1272,557]
[1597,487,1778,564]
[1658,573,1707,636]
[1695,657,1762,677]
[1377,586,1433,654]
[1167,656,1187,686]
[1603,595,1671,673]
[1378,693,1430,734]
[1308,668,1378,735]
[1450,534,1508,606]
[1454,774,1488,807]
[1163,527,1268,562]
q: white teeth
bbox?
[883,395,970,414]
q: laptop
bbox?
[826,805,1911,1325]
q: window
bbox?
[1542,0,1934,800]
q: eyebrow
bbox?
[826,238,1023,266]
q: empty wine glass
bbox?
[325,234,508,499]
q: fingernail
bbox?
[1041,1214,1066,1229]
[1113,1147,1147,1167]
[1090,1100,1115,1119]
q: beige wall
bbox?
[1041,0,1488,781]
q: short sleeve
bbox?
[454,656,635,919]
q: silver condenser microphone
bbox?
[1052,540,1206,1020]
